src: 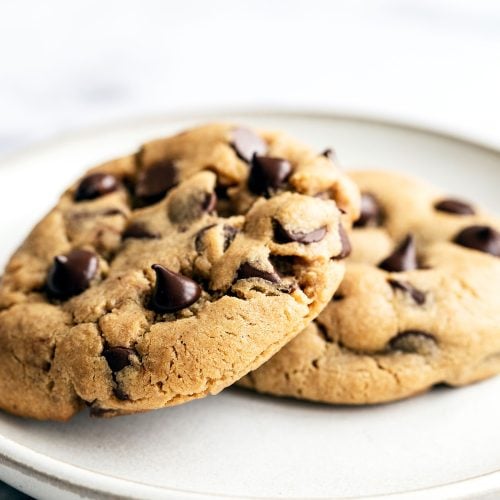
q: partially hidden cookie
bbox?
[0,123,359,419]
[240,170,500,404]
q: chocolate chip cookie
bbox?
[0,123,359,419]
[240,170,500,404]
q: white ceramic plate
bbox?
[0,111,500,500]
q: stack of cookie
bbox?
[0,124,498,421]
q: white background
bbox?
[1,0,500,155]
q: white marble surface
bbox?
[1,0,500,155]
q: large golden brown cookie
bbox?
[241,170,500,404]
[0,124,359,419]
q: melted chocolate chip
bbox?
[388,279,426,305]
[215,184,231,200]
[434,198,475,215]
[269,255,296,277]
[46,249,98,299]
[389,330,437,355]
[201,192,217,213]
[223,225,238,251]
[75,173,119,201]
[379,234,417,272]
[230,127,267,163]
[248,156,292,197]
[113,387,129,401]
[122,223,160,240]
[454,225,500,257]
[103,347,134,372]
[354,193,383,228]
[273,220,327,244]
[135,160,178,204]
[337,224,352,258]
[236,262,280,283]
[150,265,202,313]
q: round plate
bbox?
[1,111,500,500]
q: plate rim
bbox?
[2,106,500,169]
[1,108,499,500]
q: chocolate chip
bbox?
[46,249,98,299]
[150,264,202,313]
[434,198,475,215]
[201,192,217,213]
[321,148,335,160]
[337,224,352,258]
[113,387,129,401]
[388,279,426,305]
[236,262,280,283]
[103,347,134,372]
[248,156,292,197]
[215,184,231,200]
[122,223,160,240]
[379,234,417,272]
[135,160,178,204]
[332,293,345,302]
[269,255,296,277]
[354,193,383,228]
[273,220,327,244]
[454,225,500,257]
[75,173,119,201]
[389,330,437,355]
[230,127,267,163]
[223,225,238,251]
